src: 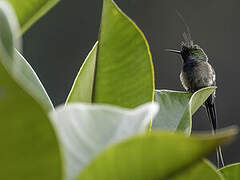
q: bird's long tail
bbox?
[205,95,224,168]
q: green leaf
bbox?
[153,87,216,134]
[0,51,62,180]
[218,163,240,180]
[0,0,20,63]
[0,2,62,179]
[67,0,154,108]
[0,1,53,110]
[170,160,224,180]
[13,50,54,110]
[76,128,237,180]
[50,102,159,180]
[8,0,59,33]
[66,42,97,103]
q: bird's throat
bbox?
[183,58,196,72]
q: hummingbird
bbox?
[165,17,224,168]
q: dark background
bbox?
[23,0,240,165]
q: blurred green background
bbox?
[23,0,240,164]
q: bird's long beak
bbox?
[164,49,181,54]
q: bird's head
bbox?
[166,12,208,62]
[181,42,208,62]
[165,42,208,63]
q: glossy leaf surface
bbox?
[153,87,216,134]
[67,0,154,108]
[76,129,236,180]
[219,163,240,180]
[50,102,159,180]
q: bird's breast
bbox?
[183,61,197,72]
[180,61,216,92]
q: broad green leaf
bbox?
[67,0,154,108]
[8,0,59,33]
[0,3,62,179]
[0,52,62,180]
[50,102,159,180]
[76,128,237,180]
[153,87,216,134]
[218,163,240,180]
[0,1,53,110]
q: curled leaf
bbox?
[50,102,159,180]
[153,87,216,134]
